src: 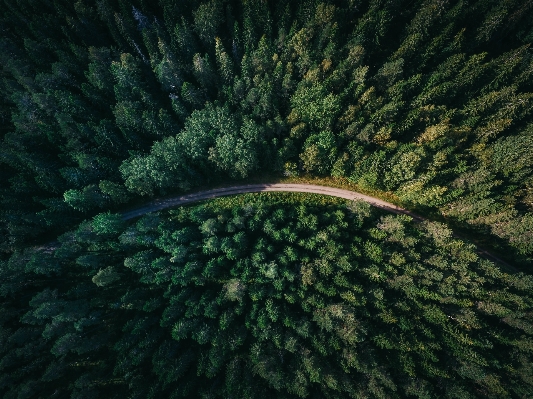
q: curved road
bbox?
[121,183,516,272]
[121,184,422,220]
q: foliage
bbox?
[1,0,532,259]
[2,193,533,397]
[1,0,533,396]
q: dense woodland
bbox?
[1,193,532,397]
[1,0,533,260]
[1,0,533,397]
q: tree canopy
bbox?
[1,0,533,397]
[0,0,532,263]
[2,193,533,398]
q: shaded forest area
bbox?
[1,0,533,263]
[1,193,532,398]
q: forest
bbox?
[1,0,533,397]
[2,193,533,397]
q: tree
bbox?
[289,81,341,132]
[208,115,262,178]
[300,131,337,175]
[214,37,233,85]
[383,145,425,191]
[85,46,116,95]
[64,185,107,212]
[154,38,183,93]
[92,266,121,287]
[374,58,404,91]
[193,0,224,47]
[192,53,217,90]
[92,212,125,236]
[99,180,130,204]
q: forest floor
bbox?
[120,181,518,273]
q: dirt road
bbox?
[120,183,515,271]
[121,183,423,220]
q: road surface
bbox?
[120,183,516,272]
[121,184,423,220]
